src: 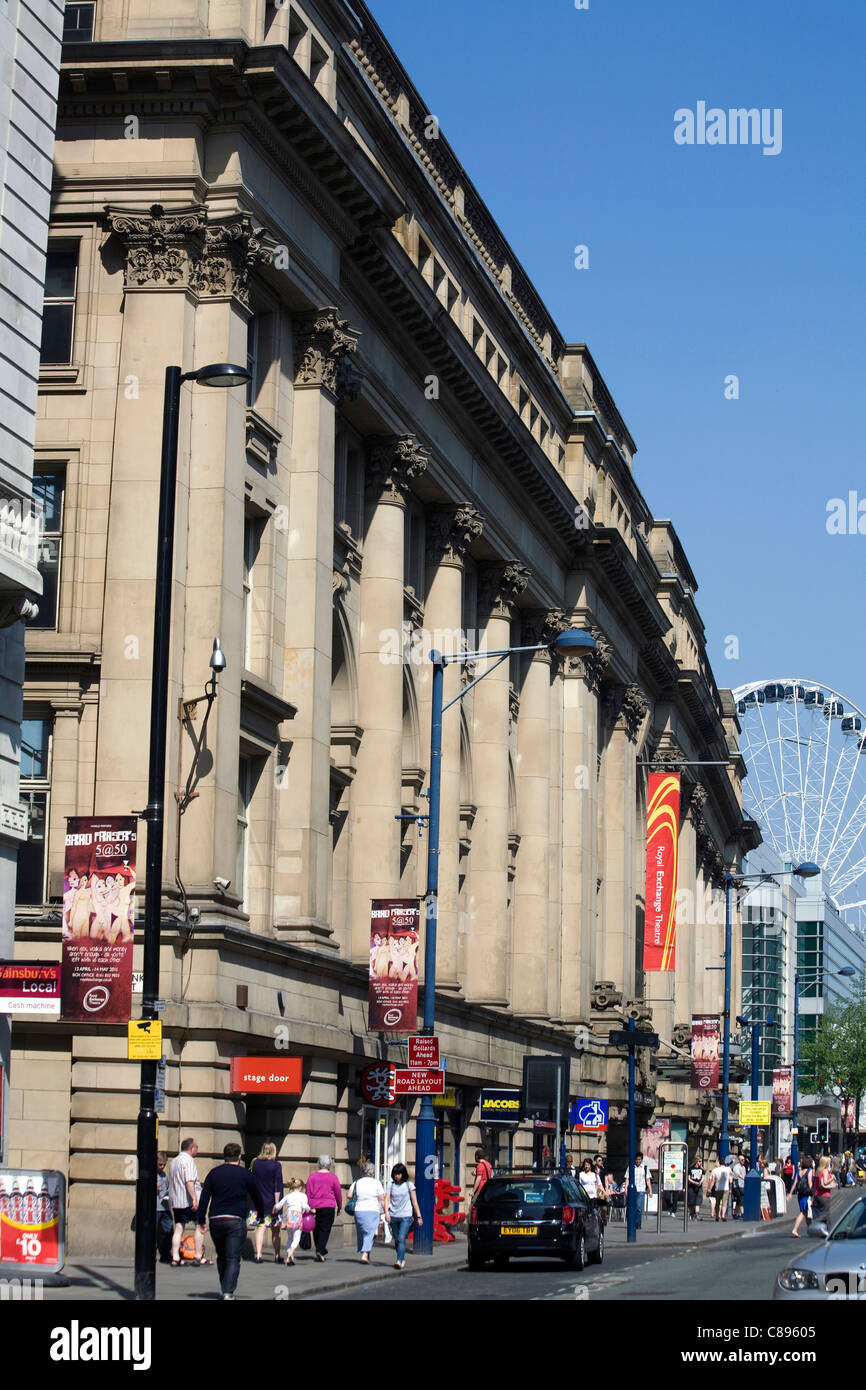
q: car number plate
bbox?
[501,1224,537,1235]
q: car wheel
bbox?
[567,1233,587,1271]
[588,1228,604,1265]
[493,1255,509,1270]
[467,1251,485,1271]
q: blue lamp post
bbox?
[736,1013,773,1220]
[412,626,596,1255]
[719,861,819,1163]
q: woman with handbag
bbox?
[384,1163,423,1269]
[811,1155,837,1233]
[347,1162,386,1263]
[305,1155,343,1262]
[249,1142,284,1263]
[792,1156,815,1237]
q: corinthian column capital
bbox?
[426,502,484,568]
[366,435,429,506]
[293,306,361,399]
[191,212,275,307]
[106,202,206,290]
[478,560,531,619]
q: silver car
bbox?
[774,1195,866,1299]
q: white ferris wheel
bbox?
[733,679,866,932]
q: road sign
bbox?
[395,1068,445,1095]
[739,1100,772,1126]
[408,1035,440,1068]
[359,1062,397,1107]
[608,1029,659,1050]
[127,1020,162,1060]
[569,1098,609,1131]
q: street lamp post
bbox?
[133,362,250,1302]
[790,963,855,1169]
[719,862,819,1163]
[736,1013,771,1221]
[412,627,596,1256]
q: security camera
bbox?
[188,906,201,924]
[213,876,231,893]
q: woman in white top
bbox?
[349,1162,385,1263]
[578,1159,601,1201]
[384,1163,423,1269]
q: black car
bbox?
[467,1171,604,1270]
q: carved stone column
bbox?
[511,609,565,1018]
[465,560,529,1005]
[96,206,207,877]
[349,436,428,963]
[597,679,649,999]
[420,503,484,993]
[276,308,360,945]
[556,626,608,1022]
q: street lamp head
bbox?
[188,362,252,389]
[793,860,820,878]
[549,628,596,653]
[209,637,227,674]
[838,966,856,978]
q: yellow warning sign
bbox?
[128,1019,163,1060]
[738,1099,772,1126]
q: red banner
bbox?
[772,1066,792,1116]
[61,816,136,1022]
[368,899,420,1032]
[690,1014,720,1089]
[643,772,680,970]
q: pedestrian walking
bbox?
[348,1161,385,1263]
[811,1155,837,1233]
[687,1156,704,1220]
[623,1151,652,1228]
[273,1178,310,1265]
[731,1155,746,1219]
[305,1154,343,1262]
[782,1155,795,1197]
[708,1157,731,1220]
[249,1142,284,1263]
[791,1156,815,1237]
[156,1152,173,1263]
[384,1163,422,1269]
[168,1137,210,1266]
[578,1158,602,1203]
[472,1148,493,1198]
[196,1142,264,1300]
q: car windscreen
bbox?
[478,1179,564,1206]
[829,1199,866,1241]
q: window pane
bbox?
[44,248,78,298]
[33,473,64,529]
[20,719,49,779]
[62,4,95,43]
[40,304,74,364]
[16,792,47,905]
[32,536,60,628]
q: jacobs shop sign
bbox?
[480,1088,521,1125]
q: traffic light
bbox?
[816,1117,830,1145]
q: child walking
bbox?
[274,1177,310,1265]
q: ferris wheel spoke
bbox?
[822,744,862,872]
[756,698,794,855]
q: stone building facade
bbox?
[0,0,66,1162]
[10,0,754,1253]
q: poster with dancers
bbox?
[61,816,136,1022]
[368,899,420,1032]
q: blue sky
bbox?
[368,0,866,709]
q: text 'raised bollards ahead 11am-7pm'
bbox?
[412,628,596,1256]
[133,363,249,1303]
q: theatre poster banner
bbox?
[642,771,680,971]
[690,1014,721,1090]
[772,1067,793,1116]
[61,816,136,1023]
[369,899,420,1032]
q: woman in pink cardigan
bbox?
[305,1155,343,1261]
